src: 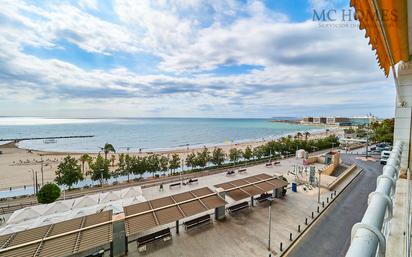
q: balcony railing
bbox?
[345,141,403,257]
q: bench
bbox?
[187,178,198,184]
[226,170,235,176]
[228,201,249,214]
[137,228,171,252]
[169,182,181,189]
[256,193,272,203]
[238,168,247,173]
[273,161,280,165]
[265,163,273,167]
[184,214,211,231]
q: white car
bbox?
[380,150,391,165]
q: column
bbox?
[215,187,226,220]
[394,62,412,169]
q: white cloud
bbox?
[0,0,395,118]
[79,0,98,10]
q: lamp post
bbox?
[29,169,35,195]
[100,169,104,188]
[40,155,44,187]
[267,196,274,256]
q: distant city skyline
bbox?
[0,0,395,118]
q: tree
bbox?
[146,154,160,177]
[186,152,196,170]
[130,156,147,178]
[253,146,264,160]
[229,148,242,164]
[110,154,116,166]
[116,153,128,181]
[102,143,116,160]
[79,153,92,174]
[55,155,84,190]
[355,126,367,138]
[37,183,61,204]
[344,127,355,135]
[135,156,147,178]
[304,131,311,141]
[125,154,134,180]
[169,154,181,174]
[243,146,253,161]
[211,148,225,166]
[195,147,210,168]
[159,155,169,175]
[89,154,111,186]
[371,119,394,142]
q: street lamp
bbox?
[29,169,35,195]
[100,169,104,188]
[40,155,44,187]
[267,196,274,256]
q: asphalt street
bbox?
[286,153,383,257]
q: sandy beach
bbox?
[0,127,344,190]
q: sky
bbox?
[0,0,396,118]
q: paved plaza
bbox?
[126,157,348,257]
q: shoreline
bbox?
[9,125,340,156]
[0,126,344,190]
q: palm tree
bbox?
[79,154,91,174]
[296,132,303,140]
[110,154,116,166]
[304,131,311,141]
[102,143,116,160]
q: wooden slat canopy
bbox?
[214,173,288,201]
[0,211,113,257]
[124,187,227,236]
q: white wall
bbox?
[394,62,412,169]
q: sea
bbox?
[0,117,324,152]
[0,117,326,197]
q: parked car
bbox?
[380,150,391,165]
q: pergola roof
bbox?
[214,173,288,201]
[0,211,113,257]
[124,187,226,236]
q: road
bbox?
[286,153,383,257]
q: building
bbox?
[346,1,411,257]
[302,116,370,126]
[303,117,314,123]
[312,117,320,124]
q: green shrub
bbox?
[37,183,61,204]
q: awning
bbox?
[124,187,227,236]
[214,173,288,201]
[350,0,409,76]
[0,211,113,257]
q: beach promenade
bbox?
[0,128,344,191]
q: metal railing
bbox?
[345,141,403,257]
[405,167,411,257]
